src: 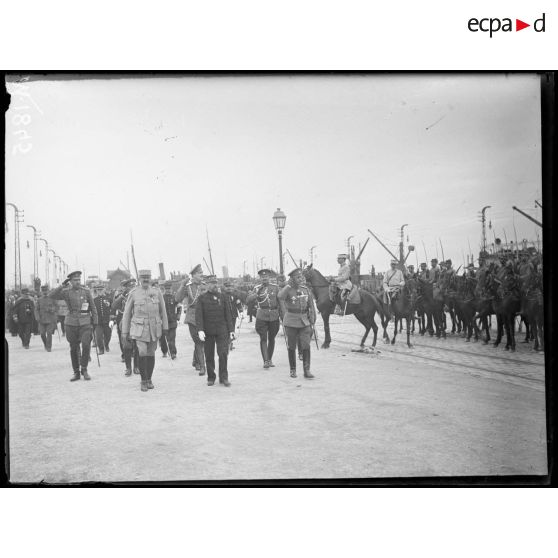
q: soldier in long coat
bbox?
[49,271,98,381]
[278,268,317,379]
[11,288,36,349]
[160,281,179,359]
[121,269,169,392]
[93,284,113,354]
[111,278,139,375]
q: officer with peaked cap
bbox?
[175,264,207,375]
[34,284,58,351]
[111,277,139,375]
[250,268,281,369]
[160,281,179,359]
[121,269,169,392]
[92,283,112,354]
[49,271,98,381]
[195,275,234,386]
[278,268,317,379]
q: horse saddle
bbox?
[346,285,361,305]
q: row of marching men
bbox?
[13,263,318,392]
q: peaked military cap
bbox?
[190,264,203,275]
[205,275,218,283]
[446,259,452,265]
[431,259,438,264]
[337,253,348,259]
[138,269,152,278]
[390,259,398,264]
[288,268,302,277]
[21,287,30,294]
[257,269,273,276]
[67,270,82,280]
[420,262,427,267]
[163,281,173,288]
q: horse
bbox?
[520,270,544,352]
[416,279,446,338]
[302,265,387,349]
[381,279,419,347]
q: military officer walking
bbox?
[175,264,206,375]
[223,279,243,352]
[160,281,179,359]
[49,271,98,381]
[111,278,139,375]
[251,269,281,369]
[121,269,169,392]
[35,285,58,351]
[278,268,317,379]
[11,287,36,349]
[93,284,113,354]
[195,275,234,387]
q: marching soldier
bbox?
[278,268,317,379]
[34,285,58,351]
[121,269,169,392]
[382,259,405,314]
[251,269,281,369]
[160,281,179,359]
[175,264,206,375]
[11,287,36,349]
[111,278,139,375]
[223,279,243,351]
[93,283,113,354]
[49,271,98,381]
[195,275,234,387]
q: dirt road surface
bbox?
[6,316,547,483]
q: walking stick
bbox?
[162,334,173,366]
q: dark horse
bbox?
[302,265,387,349]
[381,279,419,347]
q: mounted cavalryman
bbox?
[382,259,405,315]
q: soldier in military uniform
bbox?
[251,269,281,369]
[278,268,317,379]
[93,284,113,354]
[334,253,352,302]
[34,285,58,351]
[49,271,98,381]
[111,278,139,375]
[121,269,169,392]
[429,258,440,286]
[223,279,243,352]
[195,275,234,387]
[382,259,405,314]
[175,264,206,375]
[11,287,36,349]
[160,281,179,359]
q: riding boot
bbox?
[138,357,148,391]
[195,343,206,376]
[260,340,269,368]
[288,349,297,378]
[303,349,314,379]
[146,356,155,389]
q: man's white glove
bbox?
[198,331,205,342]
[230,332,235,340]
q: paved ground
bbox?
[6,314,548,483]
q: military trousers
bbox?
[18,322,33,347]
[188,323,206,373]
[66,324,93,372]
[204,332,229,383]
[160,326,177,356]
[95,322,112,352]
[57,315,66,335]
[255,318,280,363]
[284,325,312,351]
[39,322,57,350]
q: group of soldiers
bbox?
[6,262,319,392]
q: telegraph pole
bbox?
[26,224,40,286]
[399,224,408,265]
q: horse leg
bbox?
[493,314,502,347]
[322,312,331,349]
[522,315,530,343]
[406,316,413,348]
[510,313,516,352]
[391,315,397,345]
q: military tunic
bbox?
[278,284,316,351]
[35,293,58,350]
[175,280,206,372]
[160,292,179,357]
[252,283,281,365]
[121,286,169,343]
[335,262,352,291]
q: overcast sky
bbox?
[5,74,543,287]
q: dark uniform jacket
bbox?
[195,291,233,335]
[12,296,36,324]
[49,285,98,326]
[224,292,243,321]
[94,294,112,324]
[175,281,205,326]
[111,291,130,324]
[251,283,280,322]
[163,293,179,328]
[35,294,58,324]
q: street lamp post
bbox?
[26,224,40,287]
[272,208,286,275]
[40,238,49,286]
[48,249,57,285]
[310,245,317,265]
[7,202,24,290]
[54,255,62,284]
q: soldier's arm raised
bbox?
[48,284,66,300]
[277,285,289,319]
